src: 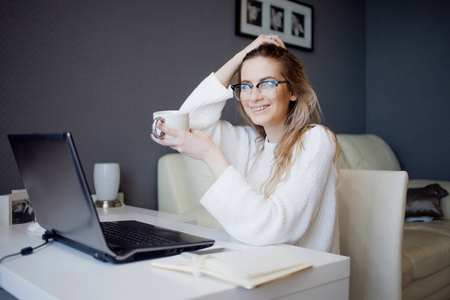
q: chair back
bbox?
[338,169,408,300]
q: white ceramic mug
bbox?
[94,163,120,201]
[152,110,189,139]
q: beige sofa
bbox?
[157,134,450,299]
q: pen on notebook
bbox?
[182,247,229,260]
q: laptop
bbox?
[8,132,214,263]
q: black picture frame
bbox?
[236,0,313,51]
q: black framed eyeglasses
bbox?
[231,80,289,101]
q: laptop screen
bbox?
[9,133,114,255]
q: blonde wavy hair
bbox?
[236,44,340,197]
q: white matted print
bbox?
[0,191,35,226]
[236,0,313,51]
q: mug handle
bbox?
[152,117,166,139]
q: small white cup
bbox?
[152,110,189,139]
[94,163,120,201]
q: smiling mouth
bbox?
[251,105,270,112]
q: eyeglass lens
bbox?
[234,81,278,101]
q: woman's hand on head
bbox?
[150,123,230,178]
[242,34,286,54]
[215,34,286,87]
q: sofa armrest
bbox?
[157,153,192,214]
[408,179,450,220]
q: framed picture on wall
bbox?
[236,0,313,51]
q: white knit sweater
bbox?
[180,73,340,254]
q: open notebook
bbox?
[151,244,313,289]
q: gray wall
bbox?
[366,0,450,181]
[1,0,365,209]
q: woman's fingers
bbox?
[150,123,180,144]
[270,34,286,48]
[263,33,286,48]
[244,34,286,54]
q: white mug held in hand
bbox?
[152,110,189,139]
[94,163,120,202]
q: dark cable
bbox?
[0,233,53,264]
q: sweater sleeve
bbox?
[179,72,233,135]
[200,126,337,247]
[179,73,257,168]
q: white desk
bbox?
[0,206,349,300]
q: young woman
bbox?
[151,35,340,253]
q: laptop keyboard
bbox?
[101,222,177,247]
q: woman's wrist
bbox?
[203,144,230,179]
[215,51,246,87]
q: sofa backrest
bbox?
[337,134,401,171]
[157,134,403,215]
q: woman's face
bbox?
[240,56,297,141]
